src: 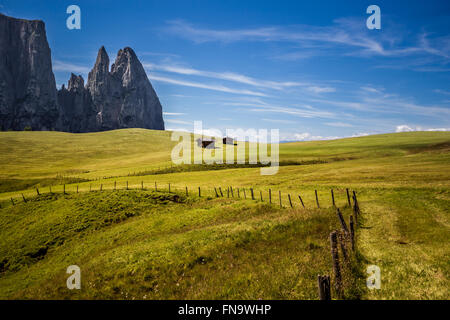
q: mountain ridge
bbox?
[0,13,165,132]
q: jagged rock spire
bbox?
[85,46,164,131]
[68,73,84,92]
[87,46,110,102]
[0,13,165,132]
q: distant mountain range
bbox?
[0,13,164,132]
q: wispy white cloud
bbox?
[350,132,371,137]
[417,33,450,59]
[311,96,450,117]
[396,124,415,132]
[306,86,336,93]
[138,51,180,58]
[222,99,336,119]
[272,51,317,61]
[53,60,90,74]
[324,122,353,127]
[280,132,341,141]
[163,19,450,68]
[427,128,450,131]
[147,73,268,97]
[434,89,450,96]
[363,97,450,117]
[144,62,306,90]
[396,124,450,132]
[261,118,296,124]
[163,112,186,116]
[361,86,383,94]
[247,105,336,119]
[413,67,450,72]
[163,19,386,55]
[170,94,196,98]
[165,119,192,125]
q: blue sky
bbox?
[1,0,450,140]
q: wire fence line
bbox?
[7,181,358,213]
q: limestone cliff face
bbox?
[111,47,164,130]
[0,13,58,131]
[57,74,97,133]
[0,14,165,132]
[86,46,165,131]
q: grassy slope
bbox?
[0,129,449,299]
[1,191,357,299]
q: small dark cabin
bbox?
[223,137,235,145]
[196,138,215,149]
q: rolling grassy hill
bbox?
[0,129,449,299]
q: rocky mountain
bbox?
[83,46,165,131]
[0,13,165,132]
[57,74,97,132]
[0,13,59,131]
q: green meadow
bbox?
[0,129,449,299]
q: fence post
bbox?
[298,194,305,208]
[114,181,116,191]
[76,185,79,193]
[219,187,224,197]
[288,194,293,208]
[353,190,360,215]
[269,189,272,204]
[230,187,234,198]
[22,193,27,203]
[315,190,320,208]
[349,215,355,251]
[141,181,144,190]
[279,191,282,208]
[237,188,240,198]
[155,182,157,192]
[36,188,40,196]
[336,208,349,233]
[331,189,335,207]
[186,186,188,197]
[243,188,246,199]
[169,183,171,193]
[227,187,229,198]
[330,231,343,298]
[198,186,201,197]
[250,188,255,200]
[352,192,359,223]
[260,191,263,201]
[214,187,219,197]
[346,188,351,206]
[317,275,331,300]
[338,230,349,262]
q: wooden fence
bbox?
[6,181,362,300]
[10,183,360,215]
